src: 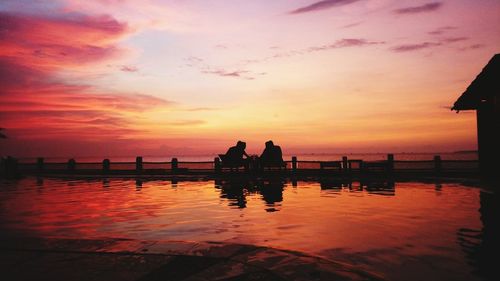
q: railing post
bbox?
[3,156,18,178]
[136,156,143,173]
[103,159,110,173]
[387,154,394,173]
[214,157,221,173]
[68,158,76,172]
[292,156,297,172]
[342,156,348,173]
[434,155,442,174]
[172,158,178,172]
[37,157,44,172]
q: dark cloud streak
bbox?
[394,2,443,14]
[391,37,469,52]
[289,0,361,15]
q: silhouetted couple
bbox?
[220,140,283,169]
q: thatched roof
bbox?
[452,54,500,111]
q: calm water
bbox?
[0,177,496,281]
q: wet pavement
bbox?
[0,237,381,281]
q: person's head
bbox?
[265,140,274,148]
[236,140,246,149]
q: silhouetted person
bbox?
[219,141,249,169]
[259,140,283,168]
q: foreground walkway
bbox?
[0,236,381,281]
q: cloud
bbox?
[428,26,457,36]
[459,44,485,51]
[201,69,253,79]
[185,38,384,79]
[185,38,382,80]
[341,21,363,29]
[120,65,138,72]
[268,38,384,59]
[394,2,443,14]
[214,44,228,49]
[166,120,206,126]
[184,56,261,80]
[0,12,129,69]
[307,38,384,52]
[289,0,361,15]
[391,37,469,52]
[0,10,174,142]
[441,37,468,43]
[185,107,218,112]
[391,42,441,52]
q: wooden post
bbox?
[3,156,18,178]
[37,157,44,172]
[136,156,143,173]
[292,156,297,172]
[68,158,76,171]
[214,157,221,173]
[172,158,178,171]
[342,156,348,173]
[387,154,394,173]
[434,155,442,174]
[103,159,110,173]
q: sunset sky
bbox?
[1,0,499,157]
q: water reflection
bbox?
[458,186,499,281]
[215,177,285,211]
[135,179,143,191]
[0,177,495,281]
[215,177,398,211]
[319,179,395,196]
[102,178,110,188]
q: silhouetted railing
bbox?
[2,154,479,177]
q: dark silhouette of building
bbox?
[452,54,500,177]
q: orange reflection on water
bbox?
[0,178,490,280]
[0,178,488,280]
[0,179,481,249]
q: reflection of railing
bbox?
[2,154,479,176]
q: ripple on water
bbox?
[0,177,493,281]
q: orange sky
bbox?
[1,0,499,157]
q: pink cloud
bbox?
[0,11,173,146]
[0,12,128,69]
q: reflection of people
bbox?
[214,178,284,211]
[260,140,283,167]
[259,179,284,205]
[215,178,249,208]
